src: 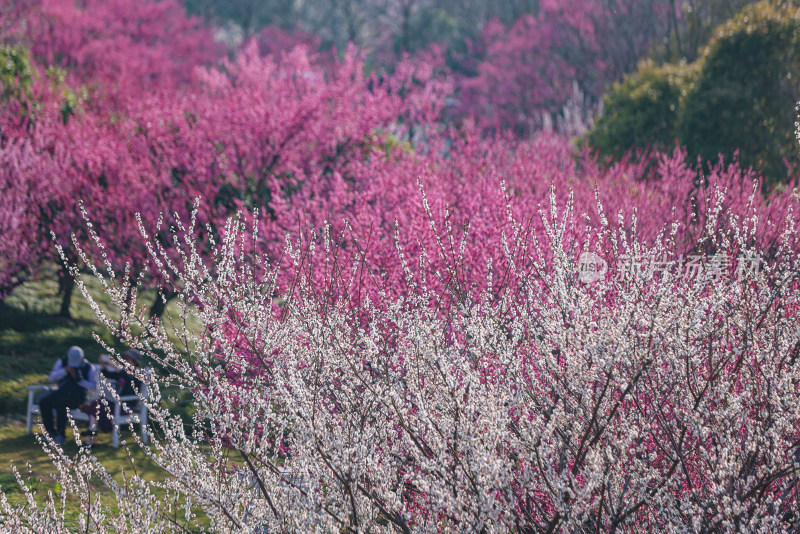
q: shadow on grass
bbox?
[0,298,117,414]
[1,273,202,418]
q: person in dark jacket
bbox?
[39,346,98,445]
[80,349,143,448]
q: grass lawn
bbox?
[0,273,209,530]
[0,416,213,531]
[0,415,164,498]
[0,271,201,414]
[0,276,115,415]
[0,415,153,530]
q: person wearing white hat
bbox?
[39,346,98,445]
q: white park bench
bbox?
[26,368,150,448]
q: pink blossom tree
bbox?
[16,0,219,108]
[39,39,448,318]
[453,0,674,135]
[3,172,799,531]
[0,130,63,305]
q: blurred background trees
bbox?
[2,0,799,317]
[8,0,790,171]
[180,0,799,186]
[662,0,760,62]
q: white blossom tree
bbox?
[2,183,800,532]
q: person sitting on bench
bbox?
[80,349,143,448]
[39,346,98,445]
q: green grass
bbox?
[0,417,165,490]
[0,272,201,415]
[0,273,209,529]
[0,416,158,530]
[0,417,212,531]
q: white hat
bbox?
[67,346,84,367]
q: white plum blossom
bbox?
[2,186,800,533]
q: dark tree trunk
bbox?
[149,287,178,320]
[58,264,75,318]
[401,3,411,53]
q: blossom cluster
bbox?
[2,184,799,532]
[1,1,800,531]
[0,0,796,315]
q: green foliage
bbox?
[0,44,34,102]
[586,60,697,160]
[587,0,800,184]
[46,66,88,122]
[368,130,414,161]
[679,1,800,181]
[0,45,87,125]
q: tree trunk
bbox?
[149,287,178,321]
[401,2,411,53]
[58,264,75,318]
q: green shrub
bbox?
[0,45,87,124]
[586,60,697,160]
[679,1,800,181]
[587,1,800,184]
